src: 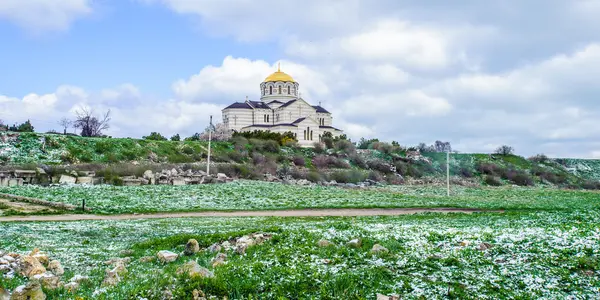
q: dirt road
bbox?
[0,208,499,222]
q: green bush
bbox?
[306,171,322,183]
[330,170,367,183]
[484,175,502,186]
[143,132,167,141]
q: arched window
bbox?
[269,86,273,95]
[303,130,307,140]
[287,86,291,94]
[278,85,282,94]
[267,115,269,122]
[310,130,313,140]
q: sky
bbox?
[1,0,599,158]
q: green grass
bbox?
[0,181,598,214]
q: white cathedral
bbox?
[222,65,343,147]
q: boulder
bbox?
[347,239,362,248]
[18,255,46,278]
[207,243,221,253]
[58,175,76,185]
[69,275,89,284]
[371,244,389,254]
[171,168,178,176]
[122,179,142,186]
[236,236,255,247]
[317,240,334,247]
[478,242,494,251]
[102,269,120,287]
[9,281,46,300]
[76,177,94,185]
[33,273,60,290]
[377,294,400,300]
[184,239,200,256]
[138,256,155,263]
[172,178,186,186]
[211,253,227,268]
[192,289,206,300]
[235,244,248,255]
[177,261,214,278]
[143,170,154,180]
[217,173,228,181]
[157,250,178,263]
[0,287,9,300]
[459,241,471,247]
[47,260,64,276]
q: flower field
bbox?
[1,210,599,299]
[1,181,599,214]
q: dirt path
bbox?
[0,208,500,222]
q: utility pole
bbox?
[206,115,213,175]
[446,150,450,197]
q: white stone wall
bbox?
[222,109,254,132]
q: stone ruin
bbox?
[0,168,233,187]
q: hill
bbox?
[1,131,599,189]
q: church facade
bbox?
[222,66,343,147]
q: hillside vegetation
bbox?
[1,131,599,189]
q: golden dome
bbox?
[264,63,295,83]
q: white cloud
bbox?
[0,0,92,32]
[172,56,331,103]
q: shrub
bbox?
[289,168,307,180]
[252,153,267,165]
[484,175,502,186]
[367,171,384,182]
[233,130,296,145]
[143,132,167,141]
[582,180,600,190]
[507,171,534,186]
[459,167,474,178]
[293,155,306,167]
[334,140,355,155]
[306,171,322,183]
[226,151,245,163]
[313,142,326,153]
[330,170,367,184]
[357,138,378,149]
[529,153,549,163]
[349,153,368,169]
[371,142,394,154]
[322,137,334,149]
[495,145,514,155]
[182,146,195,155]
[367,159,393,174]
[312,155,350,169]
[250,139,280,153]
[170,134,181,141]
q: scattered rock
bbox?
[371,244,389,254]
[0,287,9,300]
[119,249,134,256]
[211,253,227,268]
[102,269,120,287]
[69,275,89,284]
[17,255,46,278]
[9,280,46,300]
[162,290,173,300]
[139,256,155,263]
[177,261,214,278]
[33,273,60,290]
[237,236,255,247]
[317,240,334,247]
[47,260,64,276]
[235,244,248,255]
[0,265,10,274]
[192,289,206,300]
[207,243,221,253]
[347,239,362,248]
[104,257,131,266]
[460,241,471,247]
[143,170,154,180]
[63,282,79,292]
[478,242,494,251]
[157,250,178,263]
[184,239,200,256]
[376,294,400,300]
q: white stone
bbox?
[59,175,77,184]
[8,178,23,186]
[172,178,186,186]
[157,250,178,263]
[76,177,94,185]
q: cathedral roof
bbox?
[264,64,296,83]
[313,105,330,113]
[224,102,252,109]
[279,99,297,108]
[248,101,270,109]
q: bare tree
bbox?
[495,145,514,156]
[434,140,452,153]
[58,118,72,135]
[199,123,232,141]
[73,107,111,137]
